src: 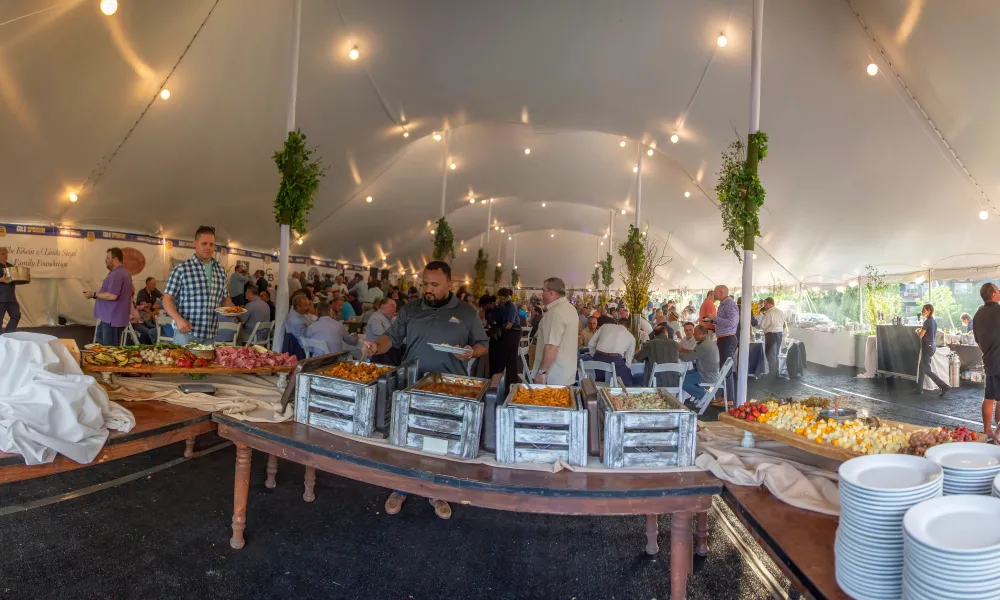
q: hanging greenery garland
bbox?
[510,268,520,289]
[716,131,768,259]
[432,217,455,261]
[618,225,670,343]
[273,129,325,235]
[591,265,600,291]
[471,248,488,299]
[493,265,503,290]
[600,252,615,292]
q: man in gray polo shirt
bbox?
[678,325,720,404]
[361,260,488,521]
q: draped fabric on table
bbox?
[0,332,134,465]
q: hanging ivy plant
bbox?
[591,265,600,291]
[432,217,455,261]
[273,129,325,235]
[716,131,768,260]
[471,248,488,299]
[510,268,520,289]
[493,265,503,290]
[618,225,670,344]
[600,252,615,292]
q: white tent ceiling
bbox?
[1,0,997,290]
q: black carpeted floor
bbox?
[0,358,984,600]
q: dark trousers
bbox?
[96,321,124,346]
[717,334,737,401]
[490,328,521,396]
[764,332,783,379]
[917,347,949,391]
[232,294,246,307]
[0,301,20,333]
[592,352,633,386]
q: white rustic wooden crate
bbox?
[598,387,697,469]
[389,373,494,459]
[295,356,419,438]
[496,384,588,466]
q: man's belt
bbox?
[595,351,624,358]
[717,334,735,339]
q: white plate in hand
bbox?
[428,343,468,355]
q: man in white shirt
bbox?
[332,275,349,298]
[306,301,359,354]
[678,321,698,351]
[532,277,579,386]
[588,315,637,385]
[286,272,301,296]
[349,274,368,297]
[758,296,787,379]
[364,280,384,311]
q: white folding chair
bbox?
[216,321,242,346]
[578,359,618,387]
[155,315,174,343]
[120,323,140,346]
[646,362,688,398]
[300,337,330,358]
[244,321,272,347]
[266,320,276,349]
[692,357,734,415]
[518,345,532,377]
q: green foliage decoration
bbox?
[716,131,768,259]
[432,217,456,261]
[273,129,325,235]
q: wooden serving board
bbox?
[82,363,293,375]
[717,413,933,463]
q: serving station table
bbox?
[215,414,722,600]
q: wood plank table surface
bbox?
[722,483,848,600]
[0,400,216,484]
[214,414,723,600]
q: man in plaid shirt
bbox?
[162,225,232,344]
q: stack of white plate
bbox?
[993,473,1000,498]
[836,454,943,599]
[902,495,1000,599]
[925,443,1000,496]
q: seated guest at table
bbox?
[679,322,698,351]
[667,310,682,336]
[131,292,156,345]
[588,315,637,385]
[284,294,313,342]
[579,315,599,347]
[364,280,384,312]
[136,277,163,309]
[347,290,363,318]
[236,285,271,345]
[306,302,359,354]
[916,303,951,397]
[679,325,720,403]
[341,293,358,320]
[634,325,681,387]
[258,289,276,321]
[962,313,974,333]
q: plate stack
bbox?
[993,473,1000,498]
[836,454,943,599]
[925,443,1000,495]
[902,495,1000,599]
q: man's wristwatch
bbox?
[538,369,548,375]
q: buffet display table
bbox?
[787,326,855,368]
[215,414,722,600]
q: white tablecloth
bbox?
[921,347,951,391]
[788,326,856,368]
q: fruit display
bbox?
[903,427,977,456]
[728,401,771,422]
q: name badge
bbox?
[421,436,449,455]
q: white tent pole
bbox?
[439,130,450,218]
[737,0,763,407]
[513,234,517,268]
[486,201,492,246]
[635,141,643,228]
[274,0,301,353]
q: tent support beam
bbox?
[635,141,643,228]
[737,0,763,407]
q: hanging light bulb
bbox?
[752,253,757,259]
[433,132,442,141]
[620,209,626,215]
[619,139,627,148]
[632,165,638,173]
[402,130,409,138]
[490,198,494,203]
[68,192,78,202]
[550,233,555,238]
[603,233,608,238]
[600,241,604,246]
[686,269,691,274]
[159,89,170,100]
[524,148,531,155]
[670,134,679,144]
[508,235,512,240]
[469,198,476,204]
[365,196,373,203]
[684,191,691,198]
[100,0,117,16]
[647,147,654,157]
[480,199,487,205]
[296,238,304,245]
[867,63,878,76]
[462,247,468,252]
[430,229,436,235]
[497,262,502,267]
[717,34,728,47]
[381,255,387,261]
[449,162,457,170]
[980,209,989,220]
[514,265,517,269]
[849,280,859,288]
[500,228,505,233]
[349,47,360,61]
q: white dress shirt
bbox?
[679,335,698,351]
[588,323,637,364]
[532,296,579,385]
[364,286,384,304]
[637,317,653,341]
[759,306,787,334]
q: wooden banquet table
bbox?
[214,414,723,600]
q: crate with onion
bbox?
[598,387,697,468]
[496,384,588,467]
[294,352,419,437]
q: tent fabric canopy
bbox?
[1,0,996,291]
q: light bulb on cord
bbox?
[430,229,436,235]
[670,134,679,144]
[752,253,757,259]
[684,191,691,198]
[402,131,409,138]
[100,0,117,16]
[686,269,691,273]
[508,235,512,240]
[980,209,989,220]
[619,139,627,148]
[68,192,78,202]
[462,247,468,252]
[469,198,476,204]
[159,89,170,100]
[541,202,546,208]
[647,148,654,156]
[867,63,878,76]
[620,209,626,215]
[500,228,505,233]
[365,196,373,203]
[433,132,442,141]
[449,163,456,170]
[494,225,499,231]
[497,262,502,267]
[717,34,728,47]
[296,238,304,245]
[349,47,360,61]
[550,233,554,238]
[381,255,386,261]
[524,148,531,155]
[632,165,638,173]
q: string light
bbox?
[647,147,654,157]
[349,47,360,61]
[619,139,627,148]
[296,238,304,245]
[500,228,505,233]
[497,262,502,267]
[449,162,457,170]
[632,165,638,173]
[684,191,691,198]
[433,132,442,141]
[508,235,512,240]
[717,34,728,47]
[366,196,373,203]
[867,63,878,76]
[469,198,476,204]
[494,225,499,231]
[430,229,436,234]
[687,269,691,273]
[463,247,468,252]
[402,130,409,138]
[524,148,531,155]
[480,199,487,204]
[490,198,494,203]
[68,192,78,202]
[159,89,170,100]
[620,209,626,215]
[848,280,859,288]
[541,202,546,208]
[550,233,555,238]
[100,0,117,16]
[670,134,679,144]
[381,255,387,261]
[980,209,989,220]
[752,253,757,259]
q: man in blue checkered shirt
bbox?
[162,226,232,344]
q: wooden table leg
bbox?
[230,444,252,550]
[265,454,278,489]
[644,514,659,555]
[184,437,196,459]
[303,465,316,502]
[670,512,693,600]
[696,511,710,557]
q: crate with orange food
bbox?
[294,352,419,438]
[389,373,504,459]
[496,384,588,466]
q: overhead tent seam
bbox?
[674,3,733,133]
[55,0,222,225]
[0,4,61,29]
[844,0,998,219]
[334,0,402,128]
